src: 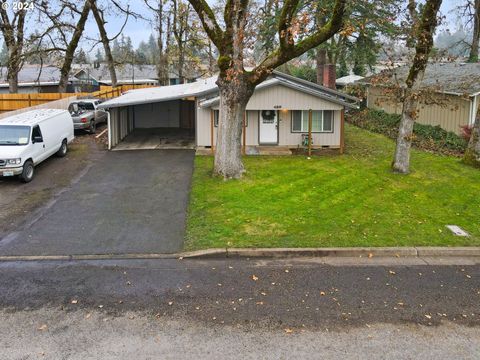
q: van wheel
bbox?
[56,140,68,157]
[20,160,34,183]
[89,121,96,134]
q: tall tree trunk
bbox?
[7,59,19,93]
[58,0,91,93]
[215,76,255,178]
[316,48,326,85]
[469,0,480,63]
[464,115,480,167]
[392,0,442,174]
[91,0,117,87]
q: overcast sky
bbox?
[77,0,463,49]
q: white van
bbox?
[0,109,74,183]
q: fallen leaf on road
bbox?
[37,324,48,331]
[71,299,78,304]
[256,301,264,305]
[425,314,432,319]
[85,313,91,319]
[168,301,174,306]
[285,269,289,273]
[320,291,326,296]
[261,292,267,296]
[389,270,396,275]
[252,275,259,281]
[368,253,373,258]
[284,328,293,334]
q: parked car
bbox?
[0,109,74,183]
[68,99,107,134]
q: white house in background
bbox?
[336,74,365,89]
[98,71,359,154]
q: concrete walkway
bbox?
[0,150,195,256]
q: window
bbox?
[213,110,248,127]
[31,125,43,142]
[291,110,334,133]
[0,125,30,145]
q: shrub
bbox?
[346,109,468,156]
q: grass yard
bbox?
[185,124,480,250]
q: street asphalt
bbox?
[0,257,478,358]
[0,149,195,256]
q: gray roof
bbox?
[78,64,202,83]
[0,65,66,86]
[360,62,480,96]
[99,71,359,110]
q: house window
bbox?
[213,110,248,127]
[291,110,334,133]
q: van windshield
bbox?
[0,125,30,145]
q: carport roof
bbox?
[98,76,218,109]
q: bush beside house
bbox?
[346,109,468,156]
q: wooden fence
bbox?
[0,84,155,113]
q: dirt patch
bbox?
[0,127,106,238]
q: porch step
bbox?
[257,146,292,155]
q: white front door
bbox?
[259,110,278,144]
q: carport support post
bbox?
[308,109,312,157]
[242,112,246,155]
[210,109,215,154]
[340,109,345,154]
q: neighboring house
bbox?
[0,65,79,94]
[99,71,359,154]
[336,74,364,89]
[0,64,204,94]
[359,62,480,134]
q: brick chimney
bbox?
[323,64,336,89]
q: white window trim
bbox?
[291,110,334,133]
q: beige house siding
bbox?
[196,108,340,148]
[246,84,343,110]
[367,86,472,134]
[196,83,343,147]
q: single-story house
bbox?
[98,71,359,154]
[358,62,480,134]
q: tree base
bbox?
[463,149,480,168]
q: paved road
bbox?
[0,150,195,256]
[0,258,478,358]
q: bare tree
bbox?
[91,0,118,87]
[188,0,346,178]
[57,0,92,92]
[0,0,28,93]
[392,0,443,174]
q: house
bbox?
[336,74,364,89]
[0,64,204,94]
[359,62,480,134]
[98,71,359,154]
[0,65,79,94]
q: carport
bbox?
[100,78,218,150]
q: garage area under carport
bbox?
[108,98,196,150]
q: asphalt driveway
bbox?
[0,150,195,256]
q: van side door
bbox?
[30,125,47,164]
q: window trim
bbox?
[290,110,334,134]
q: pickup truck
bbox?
[68,99,108,134]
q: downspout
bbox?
[107,110,112,150]
[471,95,478,126]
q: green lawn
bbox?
[185,124,480,250]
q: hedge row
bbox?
[346,109,468,156]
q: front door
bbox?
[259,110,278,144]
